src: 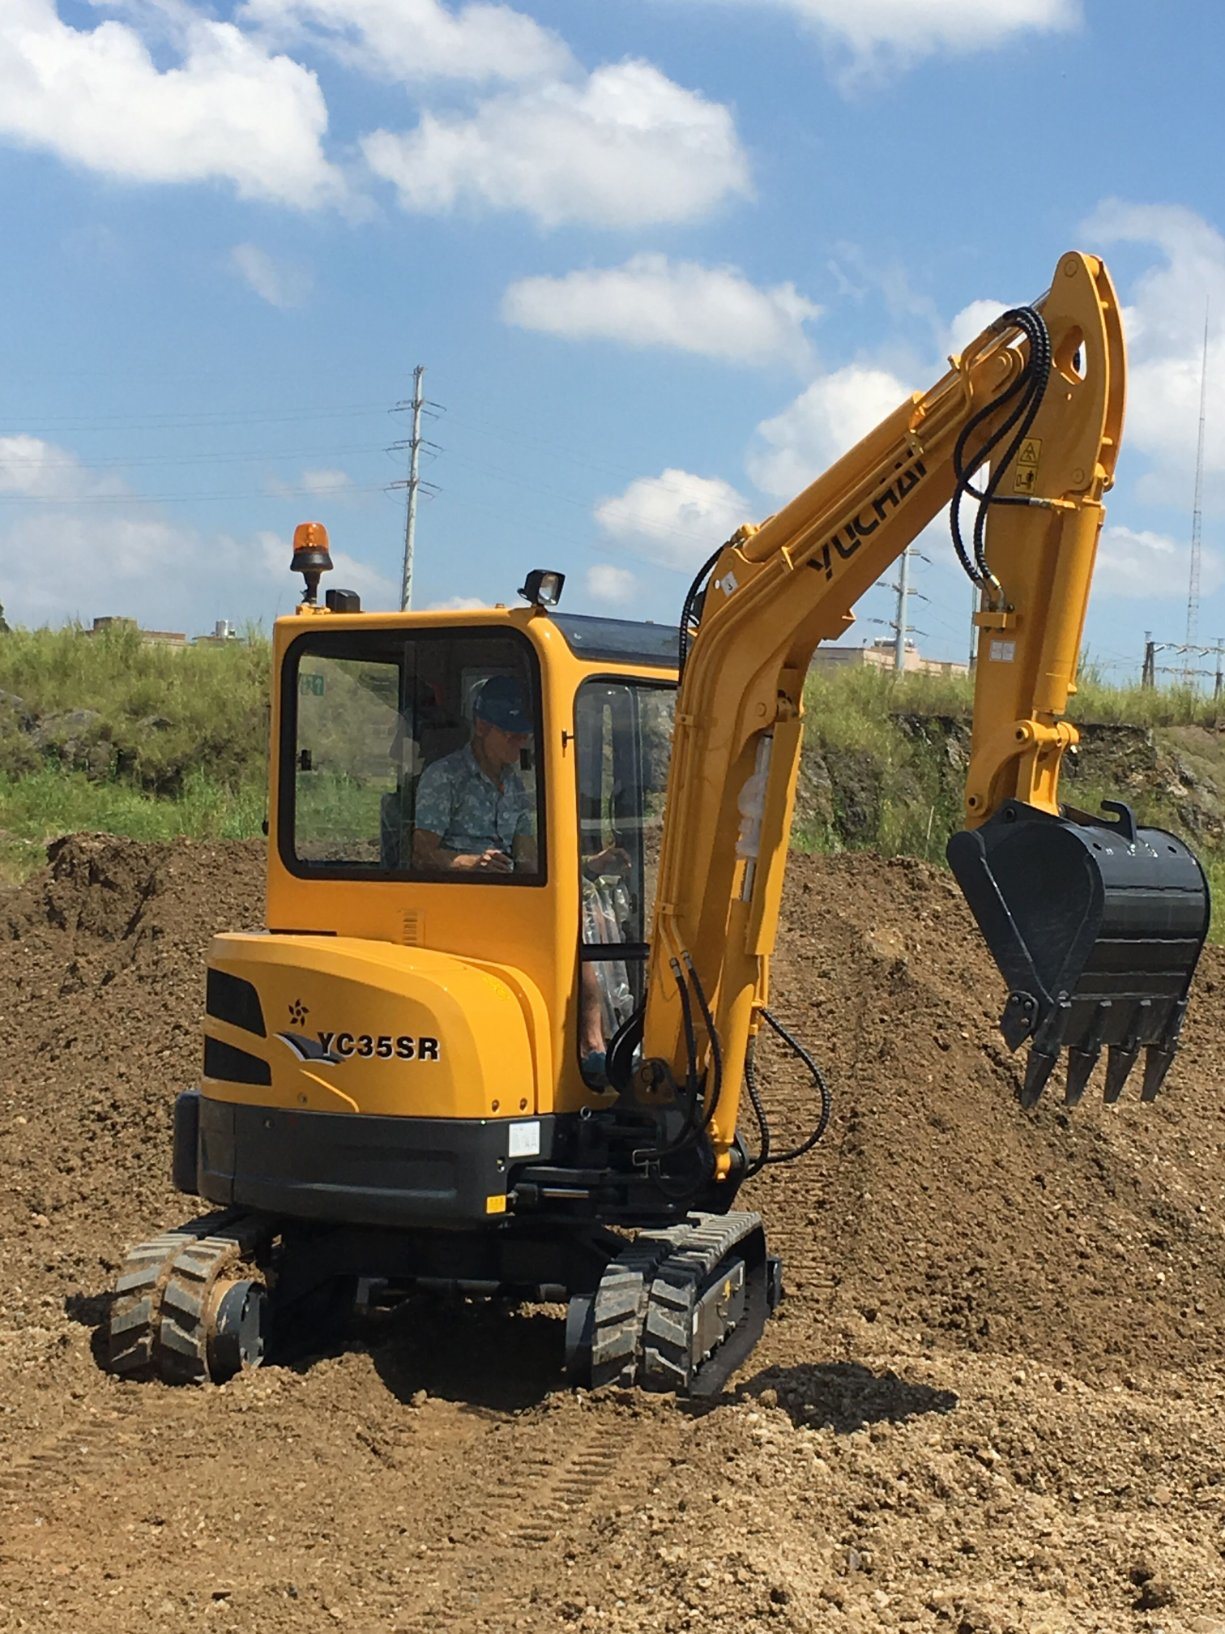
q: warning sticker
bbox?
[990,639,1017,663]
[1014,437,1042,493]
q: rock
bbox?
[30,709,113,778]
[0,689,32,726]
[1135,1579,1176,1611]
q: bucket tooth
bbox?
[1064,1048,1099,1107]
[1021,1047,1058,1109]
[1103,1044,1140,1104]
[1065,1000,1111,1106]
[1084,998,1112,1050]
[1139,1046,1175,1103]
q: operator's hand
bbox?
[457,847,513,873]
[584,844,630,878]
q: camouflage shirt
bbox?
[414,743,535,861]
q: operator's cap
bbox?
[474,675,533,734]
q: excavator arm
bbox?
[633,251,1208,1179]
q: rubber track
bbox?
[108,1210,270,1384]
[641,1210,764,1395]
[589,1223,694,1390]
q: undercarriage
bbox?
[108,1207,781,1397]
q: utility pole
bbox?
[1142,632,1155,688]
[1184,304,1209,680]
[968,580,979,673]
[1216,638,1224,700]
[893,547,911,673]
[400,364,425,611]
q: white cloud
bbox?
[254,530,395,605]
[230,243,313,308]
[586,564,638,606]
[264,466,363,502]
[502,255,819,367]
[595,470,751,573]
[1082,201,1225,499]
[425,595,488,610]
[0,435,125,500]
[4,512,192,624]
[362,59,750,228]
[945,298,1007,357]
[0,0,343,208]
[746,363,910,499]
[300,467,354,495]
[673,0,1079,74]
[240,0,574,85]
[0,437,395,628]
[1095,524,1223,602]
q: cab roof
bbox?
[550,613,679,669]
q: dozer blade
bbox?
[948,800,1209,1107]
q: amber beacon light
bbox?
[292,522,333,605]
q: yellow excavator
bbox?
[109,251,1209,1394]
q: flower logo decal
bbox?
[288,998,309,1028]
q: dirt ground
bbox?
[2,833,1225,1634]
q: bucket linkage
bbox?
[948,800,1209,1108]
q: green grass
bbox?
[0,622,270,795]
[1,627,1222,940]
[802,657,1225,732]
[0,767,265,884]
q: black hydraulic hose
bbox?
[969,308,1052,586]
[951,305,1052,597]
[743,1009,833,1176]
[604,999,644,1094]
[743,1037,770,1177]
[678,544,724,675]
[758,1007,832,1164]
[631,956,707,1168]
[672,955,700,1101]
[950,374,1029,586]
[683,953,723,1132]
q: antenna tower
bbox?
[1185,305,1210,674]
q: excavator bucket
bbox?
[948,801,1209,1108]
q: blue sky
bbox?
[2,0,1224,680]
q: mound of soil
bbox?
[1,834,1223,1633]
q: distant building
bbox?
[89,616,187,649]
[88,616,243,648]
[812,638,968,678]
[193,620,241,647]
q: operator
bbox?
[412,675,537,874]
[412,674,625,1082]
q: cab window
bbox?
[575,679,675,1078]
[284,630,544,883]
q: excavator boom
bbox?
[636,251,1208,1163]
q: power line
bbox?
[0,480,393,506]
[0,402,391,435]
[0,440,390,470]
